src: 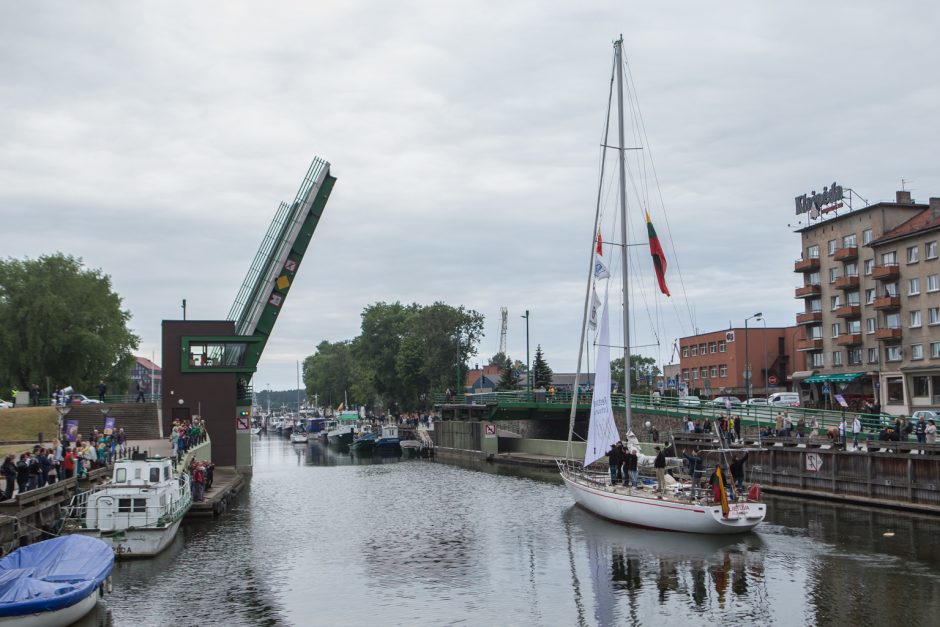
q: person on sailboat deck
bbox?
[607,442,624,484]
[683,449,704,500]
[653,447,666,497]
[624,448,639,488]
[729,452,749,493]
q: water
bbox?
[77,436,940,626]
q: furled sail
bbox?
[584,291,621,466]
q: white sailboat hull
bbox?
[561,468,765,534]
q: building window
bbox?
[830,295,841,310]
[810,298,822,312]
[808,271,821,285]
[929,275,940,292]
[885,282,899,297]
[931,342,940,358]
[882,251,897,265]
[710,366,718,378]
[690,345,697,356]
[828,239,837,255]
[847,319,861,334]
[807,244,820,258]
[868,347,879,364]
[907,245,919,264]
[912,344,925,360]
[691,369,698,380]
[832,351,843,366]
[809,325,822,339]
[811,352,824,367]
[930,307,940,325]
[831,323,841,338]
[848,348,862,365]
[866,317,876,334]
[910,310,922,328]
[885,312,901,329]
[845,262,858,277]
[843,233,857,247]
[886,376,903,405]
[829,267,840,283]
[863,228,873,245]
[718,341,726,353]
[719,365,727,377]
[865,289,875,305]
[682,369,689,380]
[927,241,938,260]
[682,346,688,357]
[913,376,930,397]
[709,342,717,354]
[699,343,706,355]
[846,291,860,306]
[886,346,902,362]
[864,259,874,275]
[909,277,920,295]
[700,367,708,379]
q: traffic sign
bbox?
[667,378,677,389]
[768,375,778,386]
[484,423,497,438]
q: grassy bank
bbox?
[0,407,58,444]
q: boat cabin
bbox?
[84,458,186,532]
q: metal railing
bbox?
[63,474,192,531]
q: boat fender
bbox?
[107,576,113,594]
[747,484,762,501]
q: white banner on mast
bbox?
[584,290,621,467]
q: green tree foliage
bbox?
[488,352,510,370]
[497,357,519,390]
[302,340,353,409]
[531,344,553,389]
[0,254,139,396]
[610,355,661,392]
[305,301,484,413]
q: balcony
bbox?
[836,333,863,346]
[794,257,820,273]
[833,246,859,262]
[873,295,901,311]
[796,311,822,325]
[796,338,824,351]
[874,327,902,342]
[833,275,859,290]
[795,284,822,299]
[872,264,900,281]
[833,305,861,318]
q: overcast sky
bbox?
[3,1,939,392]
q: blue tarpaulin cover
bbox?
[0,535,113,617]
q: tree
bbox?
[610,355,660,392]
[531,344,554,389]
[488,351,510,371]
[497,357,519,390]
[303,340,354,410]
[0,253,139,396]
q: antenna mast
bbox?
[499,307,508,355]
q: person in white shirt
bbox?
[853,416,862,449]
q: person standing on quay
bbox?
[1,455,16,500]
[926,420,937,444]
[915,415,928,444]
[98,380,107,403]
[135,380,146,403]
[853,415,862,450]
[654,446,666,497]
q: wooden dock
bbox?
[185,466,245,518]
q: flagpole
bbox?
[615,36,633,435]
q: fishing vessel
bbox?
[290,430,309,444]
[557,37,766,534]
[63,456,193,556]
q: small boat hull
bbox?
[560,468,765,534]
[76,517,183,558]
[0,588,99,627]
[290,434,308,444]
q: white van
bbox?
[768,392,801,407]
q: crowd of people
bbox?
[187,457,215,502]
[169,418,207,459]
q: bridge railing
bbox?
[433,391,906,437]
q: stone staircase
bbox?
[61,403,161,441]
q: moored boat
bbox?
[290,431,309,444]
[326,424,355,447]
[349,431,377,453]
[63,456,192,557]
[0,535,114,627]
[399,440,429,458]
[374,424,401,454]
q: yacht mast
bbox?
[615,36,633,434]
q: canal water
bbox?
[78,436,940,626]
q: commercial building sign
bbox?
[795,182,844,218]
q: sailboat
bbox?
[557,37,766,534]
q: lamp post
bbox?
[744,312,763,400]
[760,317,768,397]
[475,363,480,392]
[522,310,530,400]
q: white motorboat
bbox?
[557,37,766,535]
[290,431,309,443]
[63,456,192,557]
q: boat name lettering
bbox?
[795,182,843,216]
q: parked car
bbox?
[709,396,742,408]
[0,400,13,409]
[678,395,701,407]
[69,394,102,405]
[745,397,769,406]
[911,410,939,423]
[768,392,801,407]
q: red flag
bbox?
[646,211,670,296]
[596,230,603,256]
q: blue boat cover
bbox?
[0,535,114,617]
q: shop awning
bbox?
[804,372,866,383]
[790,370,817,380]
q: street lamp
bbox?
[521,310,531,400]
[745,312,762,400]
[760,317,768,397]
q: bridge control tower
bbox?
[161,158,336,472]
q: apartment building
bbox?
[794,190,940,414]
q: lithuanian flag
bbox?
[645,211,670,296]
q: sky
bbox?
[2,1,939,392]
